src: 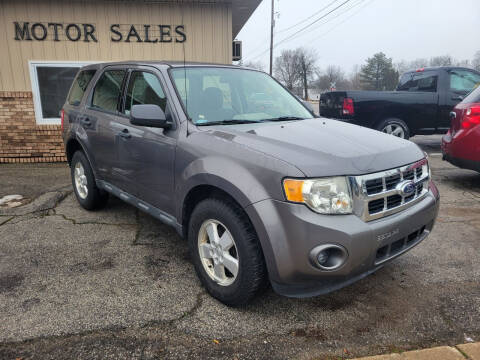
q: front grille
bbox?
[375,226,427,264]
[365,178,383,195]
[350,159,430,221]
[386,194,402,209]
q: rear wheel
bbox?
[71,151,109,210]
[188,198,267,306]
[376,118,410,139]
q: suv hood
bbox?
[200,118,424,177]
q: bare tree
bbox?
[297,47,317,100]
[273,49,301,91]
[430,55,453,67]
[473,50,480,71]
[349,65,362,90]
[454,59,471,68]
[243,60,265,71]
[407,58,429,70]
[313,65,347,91]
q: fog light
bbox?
[309,244,348,270]
[317,251,329,265]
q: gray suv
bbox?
[62,61,440,306]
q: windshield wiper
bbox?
[260,116,304,122]
[195,119,262,126]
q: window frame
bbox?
[448,69,480,95]
[122,69,168,116]
[29,60,94,125]
[67,69,97,107]
[87,67,127,115]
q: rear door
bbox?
[82,67,127,184]
[440,69,480,132]
[115,66,177,215]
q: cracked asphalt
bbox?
[0,135,479,359]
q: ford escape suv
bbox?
[62,61,440,306]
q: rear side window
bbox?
[449,70,480,94]
[91,70,126,112]
[397,72,437,92]
[67,70,96,106]
[124,71,166,115]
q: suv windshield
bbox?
[170,67,313,125]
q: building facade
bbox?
[0,0,259,163]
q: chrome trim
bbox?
[349,159,429,222]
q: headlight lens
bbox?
[283,177,353,214]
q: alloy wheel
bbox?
[74,162,88,199]
[198,219,239,286]
[382,124,405,138]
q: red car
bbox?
[442,85,480,172]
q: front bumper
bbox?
[245,182,440,298]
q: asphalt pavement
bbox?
[0,135,479,359]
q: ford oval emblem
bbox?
[400,181,415,196]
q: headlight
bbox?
[283,177,353,214]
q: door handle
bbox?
[119,129,131,139]
[451,95,464,101]
[80,117,91,127]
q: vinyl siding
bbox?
[0,0,232,91]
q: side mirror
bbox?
[130,104,168,128]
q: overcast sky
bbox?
[237,0,480,74]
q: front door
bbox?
[115,68,177,216]
[440,69,480,132]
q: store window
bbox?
[29,61,91,125]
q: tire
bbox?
[188,197,267,306]
[376,118,410,140]
[71,151,109,210]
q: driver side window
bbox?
[124,71,166,116]
[449,70,480,94]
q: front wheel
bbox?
[188,198,267,306]
[376,118,410,140]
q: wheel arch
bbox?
[65,136,99,177]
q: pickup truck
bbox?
[62,61,440,305]
[319,67,480,139]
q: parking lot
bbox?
[0,135,479,360]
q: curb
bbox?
[354,342,480,360]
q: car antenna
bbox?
[181,3,192,136]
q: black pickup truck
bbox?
[319,67,480,139]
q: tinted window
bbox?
[449,70,480,94]
[124,72,166,115]
[397,72,437,92]
[171,67,313,124]
[92,70,125,112]
[68,70,96,106]
[462,84,480,104]
[36,66,79,117]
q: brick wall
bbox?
[0,92,66,163]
